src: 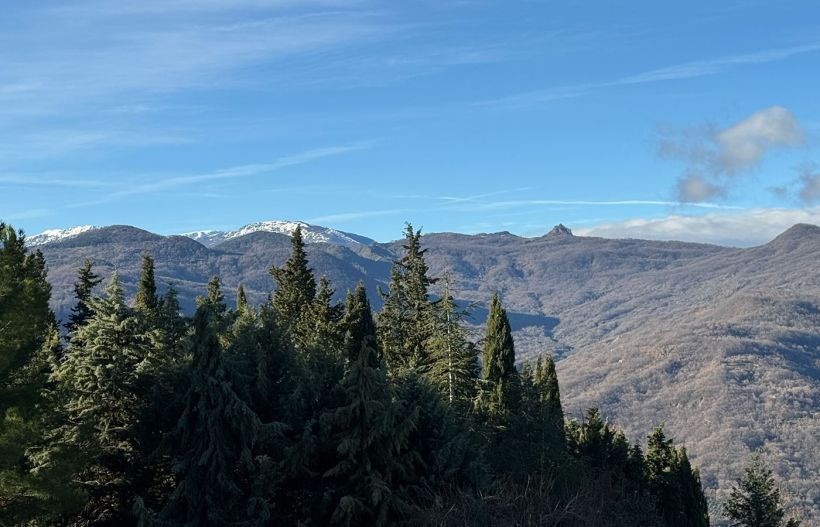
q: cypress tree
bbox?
[725,454,801,527]
[150,305,262,526]
[377,224,437,377]
[65,259,102,340]
[134,254,159,313]
[270,225,317,349]
[536,355,564,433]
[480,292,519,415]
[49,272,153,524]
[236,282,248,312]
[675,447,710,527]
[645,426,709,527]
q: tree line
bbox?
[0,222,800,526]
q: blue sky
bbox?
[2,0,820,245]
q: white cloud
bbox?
[658,106,805,202]
[714,106,803,172]
[576,208,820,247]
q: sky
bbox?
[2,0,820,246]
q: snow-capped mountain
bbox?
[183,221,376,248]
[27,225,99,246]
[26,220,375,249]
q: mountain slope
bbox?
[34,222,820,521]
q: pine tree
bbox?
[427,274,479,405]
[270,225,317,349]
[480,292,519,415]
[725,454,801,527]
[134,254,159,314]
[377,224,437,377]
[320,306,418,526]
[65,259,103,340]
[150,304,262,526]
[49,272,153,524]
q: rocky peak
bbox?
[547,224,573,237]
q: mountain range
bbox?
[27,220,820,522]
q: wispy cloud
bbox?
[306,208,416,223]
[576,208,820,247]
[0,174,116,189]
[480,43,820,108]
[68,143,369,207]
[1,208,55,221]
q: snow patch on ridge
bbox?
[181,220,375,248]
[27,225,98,246]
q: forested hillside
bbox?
[31,221,820,522]
[0,221,733,526]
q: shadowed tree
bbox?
[725,454,801,527]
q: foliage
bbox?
[725,453,801,527]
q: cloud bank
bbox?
[576,208,820,247]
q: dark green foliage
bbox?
[151,305,262,526]
[725,454,801,527]
[270,226,316,349]
[65,258,102,340]
[645,426,709,527]
[320,335,418,526]
[377,224,437,377]
[342,282,378,365]
[235,282,248,312]
[134,254,159,314]
[49,272,154,524]
[0,224,80,524]
[479,292,519,416]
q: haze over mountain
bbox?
[31,220,820,521]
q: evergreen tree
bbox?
[480,292,519,415]
[49,272,153,524]
[520,354,566,472]
[236,282,249,312]
[725,454,801,527]
[270,225,317,349]
[320,313,418,526]
[148,305,262,526]
[645,426,709,527]
[0,223,81,524]
[134,254,159,314]
[535,355,564,434]
[377,224,437,377]
[155,282,187,356]
[342,282,378,365]
[65,259,103,340]
[427,274,479,405]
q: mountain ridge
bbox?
[29,221,820,521]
